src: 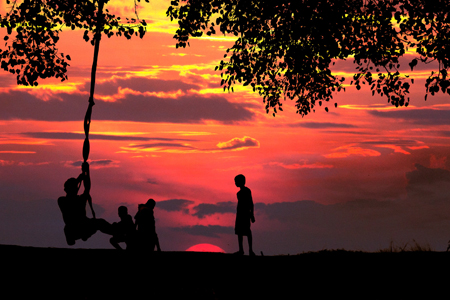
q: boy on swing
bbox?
[58,162,113,245]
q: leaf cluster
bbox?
[0,0,148,86]
[400,0,450,100]
[167,0,450,116]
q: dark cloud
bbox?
[0,198,107,248]
[0,198,65,247]
[20,132,195,142]
[330,54,439,73]
[171,225,233,238]
[71,159,115,167]
[288,122,357,129]
[192,201,235,218]
[255,200,330,223]
[128,142,196,150]
[157,199,194,214]
[368,109,450,125]
[407,163,450,185]
[0,90,255,123]
[103,93,255,123]
[436,131,450,137]
[0,90,84,121]
[81,77,202,96]
[359,139,422,146]
[146,178,158,185]
[183,74,220,89]
[405,163,450,200]
[322,130,378,135]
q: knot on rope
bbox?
[83,101,95,162]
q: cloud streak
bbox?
[0,90,255,123]
[288,121,358,129]
[80,77,202,96]
[157,199,194,214]
[69,159,118,168]
[325,139,427,158]
[269,161,334,169]
[369,108,450,125]
[20,132,196,142]
[126,142,197,151]
[192,201,235,218]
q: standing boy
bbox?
[234,174,255,256]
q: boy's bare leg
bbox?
[110,237,123,250]
[96,218,114,235]
[248,232,255,256]
[235,234,244,255]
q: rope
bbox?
[83,0,104,162]
[83,101,94,163]
[81,0,104,219]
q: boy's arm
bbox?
[249,189,255,223]
[75,173,84,194]
[81,162,91,195]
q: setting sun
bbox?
[186,244,225,253]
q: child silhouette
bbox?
[110,206,136,250]
[134,199,161,252]
[57,162,113,245]
[234,174,255,256]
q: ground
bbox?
[2,244,449,299]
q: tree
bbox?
[0,0,148,220]
[167,0,450,116]
[0,0,149,159]
[0,0,147,86]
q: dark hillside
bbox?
[2,245,449,299]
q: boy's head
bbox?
[64,178,79,196]
[145,199,156,209]
[234,174,246,187]
[118,206,128,217]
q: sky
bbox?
[1,1,450,255]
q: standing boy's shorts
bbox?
[235,216,251,236]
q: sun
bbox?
[185,243,225,253]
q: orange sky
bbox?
[1,1,450,254]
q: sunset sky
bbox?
[1,0,450,254]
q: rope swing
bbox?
[81,0,105,219]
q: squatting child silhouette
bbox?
[134,199,161,252]
[110,206,136,250]
[58,162,113,245]
[234,174,255,256]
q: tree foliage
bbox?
[167,0,450,116]
[0,0,148,86]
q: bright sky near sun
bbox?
[1,0,450,254]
